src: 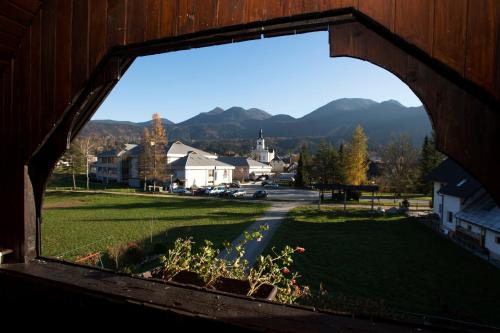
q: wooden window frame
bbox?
[8,8,494,331]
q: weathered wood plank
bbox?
[29,11,41,152]
[71,0,89,97]
[394,0,434,55]
[145,0,161,41]
[194,0,218,31]
[217,0,246,27]
[126,0,146,44]
[0,260,423,332]
[40,0,56,135]
[89,0,107,69]
[159,0,178,37]
[54,0,72,116]
[358,0,395,31]
[177,0,195,35]
[465,0,500,95]
[433,0,467,75]
[107,0,127,47]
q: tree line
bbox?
[295,125,444,195]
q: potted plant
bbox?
[143,225,307,303]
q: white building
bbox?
[167,141,217,164]
[216,156,272,181]
[250,129,275,163]
[427,159,500,264]
[171,151,234,188]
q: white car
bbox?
[230,189,246,198]
[208,186,225,195]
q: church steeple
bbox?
[258,128,263,139]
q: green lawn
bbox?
[42,192,268,268]
[47,173,138,192]
[265,206,500,326]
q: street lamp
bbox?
[151,141,156,192]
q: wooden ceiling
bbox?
[0,0,42,70]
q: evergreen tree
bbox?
[344,125,369,185]
[295,144,312,187]
[419,133,445,194]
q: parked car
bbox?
[172,187,191,195]
[230,189,246,198]
[252,190,268,199]
[263,183,279,189]
[229,182,241,188]
[208,186,226,196]
[193,188,209,196]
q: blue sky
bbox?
[95,31,422,123]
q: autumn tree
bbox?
[380,134,420,197]
[140,113,168,190]
[344,125,369,185]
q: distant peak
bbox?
[381,99,404,106]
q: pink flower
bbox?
[295,247,305,254]
[281,267,290,274]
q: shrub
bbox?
[160,224,308,304]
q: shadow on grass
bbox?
[265,211,500,327]
[99,221,251,272]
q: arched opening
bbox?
[30,23,500,326]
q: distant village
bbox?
[91,128,296,189]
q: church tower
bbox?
[256,129,265,150]
[251,128,275,163]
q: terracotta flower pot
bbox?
[143,269,277,301]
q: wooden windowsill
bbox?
[0,259,427,332]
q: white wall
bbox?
[214,169,232,185]
[485,230,500,260]
[442,195,462,231]
[433,182,442,216]
[185,169,208,188]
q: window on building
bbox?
[495,236,500,244]
[448,211,453,223]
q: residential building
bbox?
[270,156,288,173]
[171,152,234,188]
[94,144,141,187]
[250,129,275,163]
[216,156,272,181]
[427,159,500,263]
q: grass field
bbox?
[47,173,138,192]
[42,191,269,268]
[265,206,500,326]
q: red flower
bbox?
[281,267,290,274]
[295,247,305,254]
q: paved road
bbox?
[240,183,317,202]
[218,201,302,267]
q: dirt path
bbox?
[218,202,300,267]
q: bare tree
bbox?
[380,134,420,197]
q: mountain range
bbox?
[82,98,432,152]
